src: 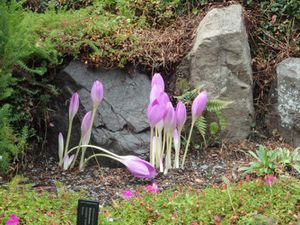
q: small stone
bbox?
[199,165,209,170]
[195,178,204,184]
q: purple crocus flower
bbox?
[69,92,79,121]
[91,80,104,108]
[81,111,92,137]
[164,102,176,132]
[150,84,163,103]
[176,101,186,131]
[81,111,92,145]
[120,156,156,178]
[63,154,75,170]
[157,91,170,106]
[147,100,165,128]
[192,91,208,122]
[151,73,164,91]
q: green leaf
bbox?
[195,116,207,147]
[206,99,232,112]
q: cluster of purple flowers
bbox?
[147,73,208,172]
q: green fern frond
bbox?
[216,111,227,131]
[195,116,207,147]
[16,61,47,76]
[206,99,231,112]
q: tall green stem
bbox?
[181,121,195,169]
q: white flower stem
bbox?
[70,138,82,169]
[161,129,166,158]
[181,121,195,169]
[63,119,73,162]
[167,134,172,169]
[150,127,153,165]
[155,127,159,167]
[174,129,182,169]
[85,153,122,165]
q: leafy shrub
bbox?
[100,176,300,224]
[239,145,300,176]
[0,0,59,175]
[0,105,28,175]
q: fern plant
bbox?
[0,0,59,175]
[175,87,231,148]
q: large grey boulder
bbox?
[267,58,300,147]
[176,4,254,140]
[47,61,151,163]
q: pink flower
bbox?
[91,80,104,108]
[192,91,208,122]
[63,154,75,170]
[81,111,92,144]
[120,156,156,179]
[122,190,133,199]
[6,214,20,225]
[151,73,165,91]
[69,92,79,121]
[265,174,277,186]
[175,101,186,131]
[146,182,159,193]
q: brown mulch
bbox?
[20,138,292,207]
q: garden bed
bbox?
[21,139,290,207]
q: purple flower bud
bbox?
[150,84,163,103]
[120,155,156,178]
[164,102,176,132]
[91,80,104,108]
[63,154,75,170]
[58,132,64,162]
[192,91,208,122]
[81,111,92,139]
[157,92,170,106]
[147,100,165,128]
[69,92,79,121]
[176,101,186,130]
[151,73,164,91]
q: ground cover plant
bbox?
[100,176,300,224]
[0,176,84,224]
[1,175,299,224]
